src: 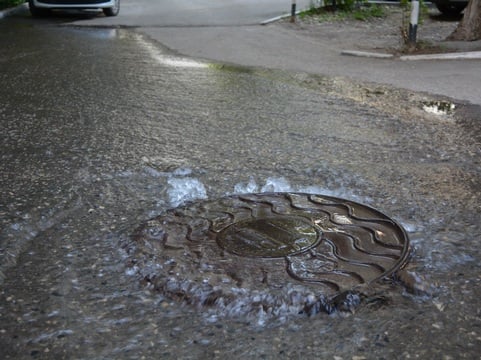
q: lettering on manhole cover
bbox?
[217,216,321,258]
[131,193,410,317]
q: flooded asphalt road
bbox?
[1,15,481,359]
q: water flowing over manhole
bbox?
[131,193,410,317]
[217,216,321,258]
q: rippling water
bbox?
[1,16,480,359]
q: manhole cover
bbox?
[217,216,321,258]
[131,193,410,316]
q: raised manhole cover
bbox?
[131,193,410,316]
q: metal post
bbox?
[290,0,296,23]
[409,0,419,46]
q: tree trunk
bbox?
[448,0,481,40]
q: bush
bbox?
[0,0,25,11]
[324,0,364,12]
[301,0,385,22]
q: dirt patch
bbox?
[281,5,481,55]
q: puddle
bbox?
[422,100,456,116]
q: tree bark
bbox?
[448,0,481,40]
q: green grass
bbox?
[300,4,385,22]
[352,4,385,21]
[0,0,25,11]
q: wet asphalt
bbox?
[1,12,481,359]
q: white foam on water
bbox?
[232,177,369,205]
[233,176,259,194]
[172,167,193,177]
[135,34,207,69]
[167,177,207,207]
[233,176,293,194]
[260,177,292,192]
[399,221,419,233]
[142,166,164,178]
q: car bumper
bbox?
[33,0,116,8]
[431,0,468,4]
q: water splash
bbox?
[234,176,259,193]
[167,177,207,207]
[232,177,369,204]
[260,177,292,192]
[172,167,193,177]
[135,34,207,69]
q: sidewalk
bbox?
[279,6,481,61]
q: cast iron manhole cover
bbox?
[131,193,410,316]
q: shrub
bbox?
[301,0,385,22]
[0,0,25,11]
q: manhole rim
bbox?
[131,192,412,316]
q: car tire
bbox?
[103,0,120,17]
[28,0,50,17]
[435,3,466,15]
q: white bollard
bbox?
[409,0,420,45]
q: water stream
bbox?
[1,17,480,359]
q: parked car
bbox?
[28,0,120,17]
[430,0,468,15]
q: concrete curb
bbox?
[342,49,481,61]
[400,51,481,60]
[261,10,305,25]
[341,50,394,59]
[0,2,28,19]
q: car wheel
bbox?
[28,0,50,17]
[103,0,120,17]
[435,3,466,16]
